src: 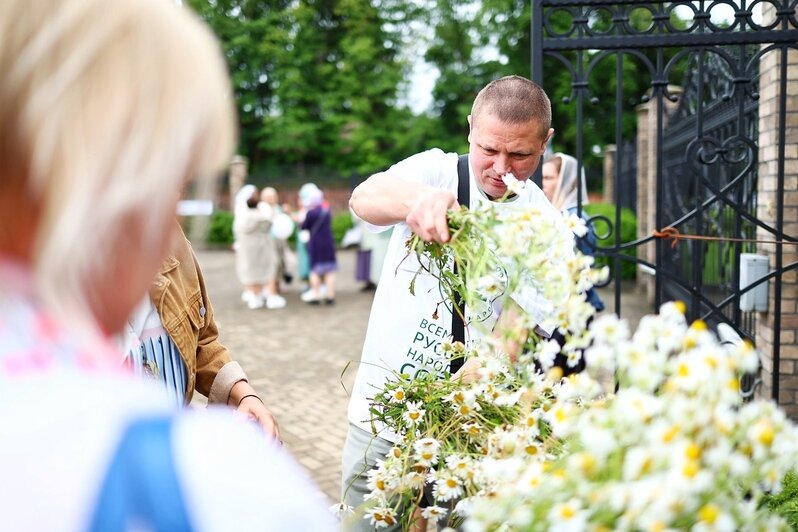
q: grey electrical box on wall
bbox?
[739,254,769,312]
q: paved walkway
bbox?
[194,247,652,503]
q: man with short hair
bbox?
[342,75,561,530]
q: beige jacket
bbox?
[149,228,247,404]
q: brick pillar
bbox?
[603,144,616,203]
[229,155,249,207]
[755,33,798,417]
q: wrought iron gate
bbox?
[531,0,798,403]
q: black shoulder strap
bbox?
[450,154,469,374]
[457,154,470,210]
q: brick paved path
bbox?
[194,247,368,503]
[194,247,651,505]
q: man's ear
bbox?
[543,128,554,148]
[467,114,473,143]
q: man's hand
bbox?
[406,188,458,243]
[452,356,482,384]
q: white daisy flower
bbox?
[402,400,425,425]
[501,172,526,195]
[365,505,398,528]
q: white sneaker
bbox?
[241,290,255,303]
[301,290,321,304]
[265,294,286,309]
[247,295,265,309]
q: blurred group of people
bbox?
[232,182,339,308]
[232,185,291,310]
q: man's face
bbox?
[468,112,553,200]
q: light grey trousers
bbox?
[340,424,400,531]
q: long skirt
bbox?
[355,249,371,282]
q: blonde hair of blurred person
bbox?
[0,0,234,338]
[0,0,337,530]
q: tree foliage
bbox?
[186,0,420,178]
[186,1,689,182]
[420,1,689,175]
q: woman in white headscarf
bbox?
[233,185,284,309]
[542,153,605,312]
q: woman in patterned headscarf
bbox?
[542,153,605,312]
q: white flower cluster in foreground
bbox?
[360,304,798,530]
[350,193,798,531]
[464,304,798,531]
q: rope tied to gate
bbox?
[653,227,798,250]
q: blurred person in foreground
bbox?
[343,75,562,531]
[0,0,335,530]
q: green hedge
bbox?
[331,210,354,247]
[583,203,638,280]
[207,210,234,246]
[203,208,354,247]
[762,470,798,528]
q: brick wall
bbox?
[755,33,798,417]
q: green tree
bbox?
[419,1,689,176]
[186,0,293,169]
[187,0,418,177]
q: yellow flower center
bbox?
[525,445,538,456]
[685,442,701,460]
[698,504,719,524]
[579,454,597,475]
[663,425,680,443]
[409,411,420,421]
[376,479,385,491]
[677,362,690,377]
[641,457,653,475]
[446,478,458,488]
[673,301,687,314]
[395,390,405,400]
[559,504,576,519]
[758,424,775,447]
[682,460,699,478]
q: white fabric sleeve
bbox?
[363,148,458,234]
[173,410,337,532]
